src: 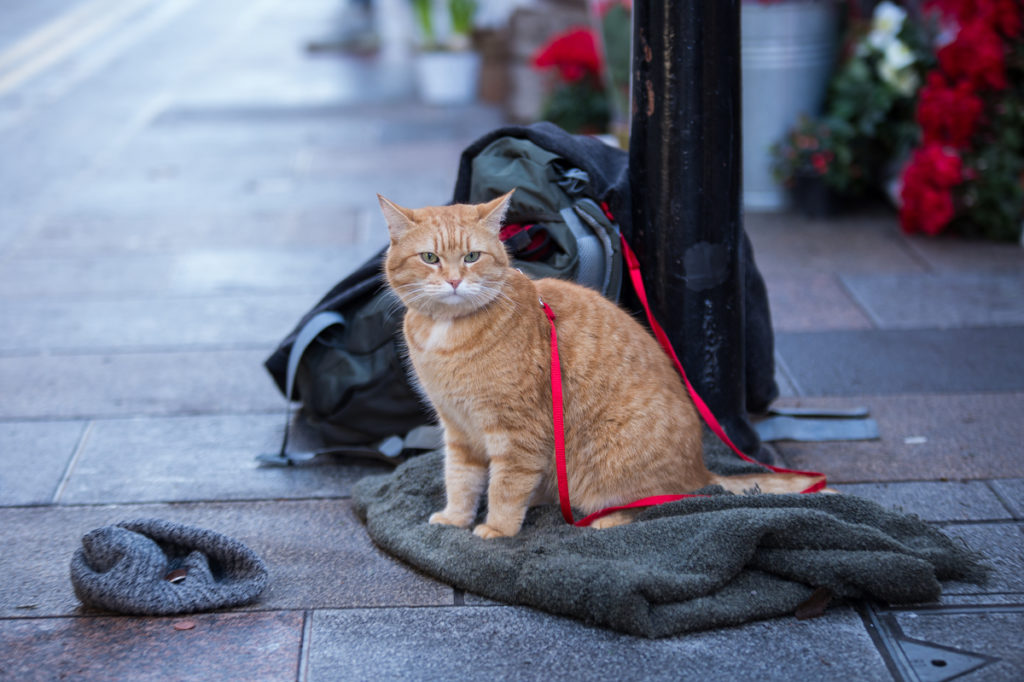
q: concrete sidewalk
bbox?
[1,0,1022,679]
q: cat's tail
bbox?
[708,472,834,496]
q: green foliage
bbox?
[949,45,1024,241]
[449,0,476,37]
[540,77,611,136]
[412,0,434,46]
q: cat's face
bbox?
[380,192,514,319]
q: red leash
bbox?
[542,235,827,527]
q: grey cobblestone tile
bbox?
[938,523,1024,596]
[0,350,281,419]
[0,295,315,353]
[0,612,303,680]
[775,394,1024,483]
[746,209,924,276]
[0,421,85,506]
[775,328,1024,396]
[842,271,1024,329]
[989,480,1024,519]
[0,247,379,298]
[57,414,390,504]
[307,605,889,680]
[764,272,874,331]
[834,481,1013,522]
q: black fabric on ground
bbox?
[352,439,986,638]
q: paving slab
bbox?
[775,328,1024,396]
[745,208,925,276]
[0,611,303,681]
[834,481,1013,522]
[989,480,1024,519]
[773,357,799,398]
[307,605,889,680]
[57,414,391,504]
[904,232,1024,273]
[0,499,451,618]
[0,0,264,234]
[0,294,316,353]
[17,207,370,256]
[763,272,874,331]
[937,523,1024,596]
[0,349,281,419]
[842,271,1024,329]
[892,609,1024,681]
[0,421,85,506]
[0,246,380,298]
[774,394,1024,482]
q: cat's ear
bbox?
[378,194,416,242]
[477,189,515,235]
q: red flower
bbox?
[938,18,1008,92]
[533,28,603,83]
[927,0,1021,36]
[900,144,963,235]
[989,0,1024,37]
[810,151,833,175]
[917,72,984,147]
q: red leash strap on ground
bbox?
[617,234,827,493]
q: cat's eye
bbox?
[463,251,481,263]
[420,252,439,264]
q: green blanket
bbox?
[352,439,985,637]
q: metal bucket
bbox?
[742,0,841,211]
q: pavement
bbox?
[1,0,1022,680]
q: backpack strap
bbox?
[258,311,345,466]
[284,311,345,403]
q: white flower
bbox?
[878,41,920,97]
[867,1,907,51]
[884,39,915,71]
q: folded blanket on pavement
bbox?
[352,439,986,637]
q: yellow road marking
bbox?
[0,0,152,96]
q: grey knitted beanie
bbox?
[70,519,269,615]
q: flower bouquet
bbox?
[899,0,1023,241]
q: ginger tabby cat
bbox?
[380,191,820,539]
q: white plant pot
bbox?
[742,0,841,211]
[414,50,482,105]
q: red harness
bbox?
[543,235,827,527]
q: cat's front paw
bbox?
[472,523,513,539]
[429,510,472,527]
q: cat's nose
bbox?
[447,279,462,291]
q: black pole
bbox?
[629,0,761,455]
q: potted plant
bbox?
[411,0,481,105]
[531,27,610,134]
[770,114,861,217]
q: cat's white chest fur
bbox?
[421,319,451,351]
